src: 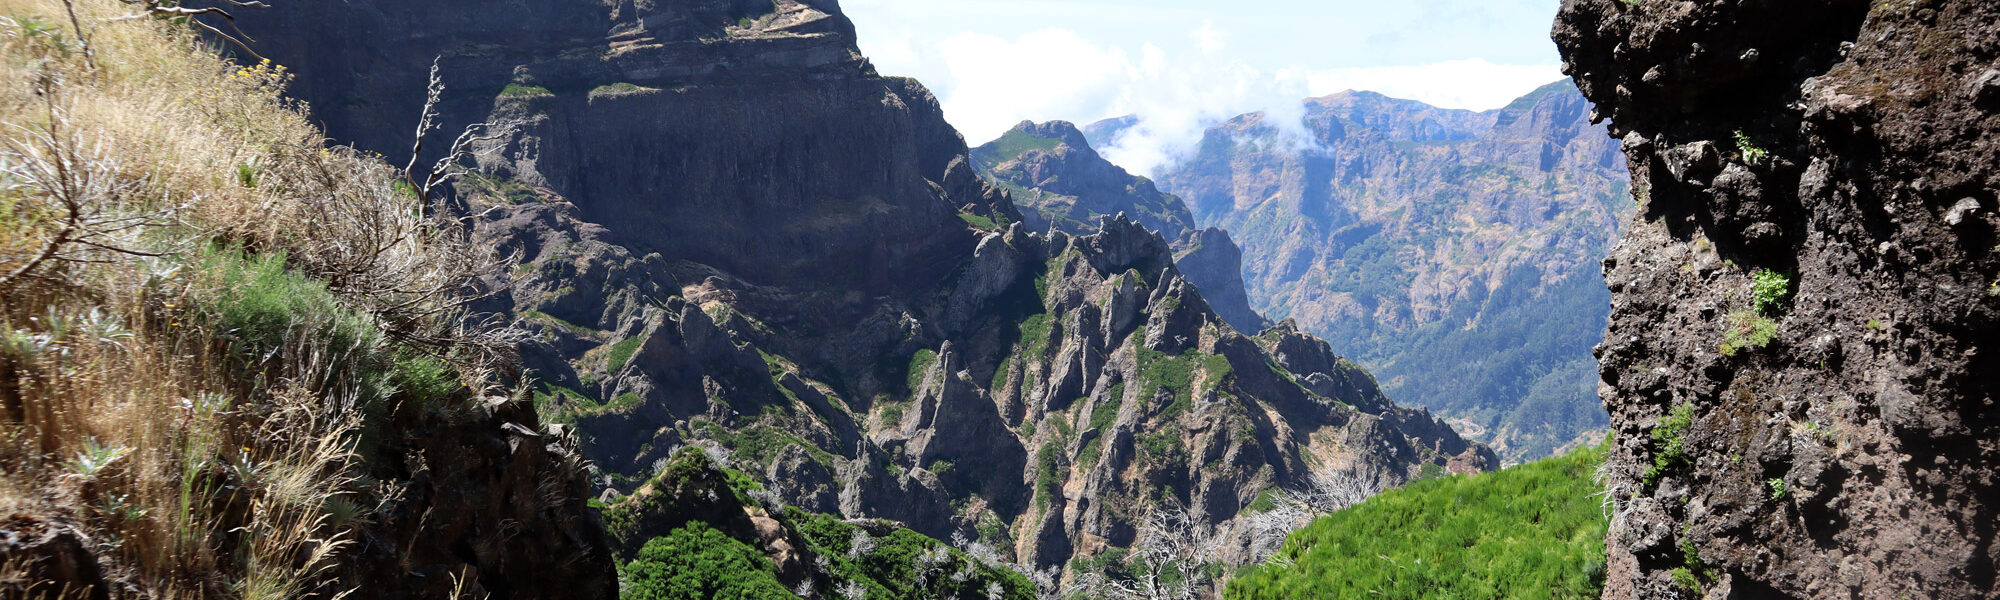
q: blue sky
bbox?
[843,0,1567,174]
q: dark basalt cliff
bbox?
[217,0,1492,587]
[1139,84,1631,460]
[1556,0,1999,597]
[219,0,1010,295]
[974,120,1270,334]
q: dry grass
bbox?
[0,0,519,598]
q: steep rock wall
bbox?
[1556,0,2000,597]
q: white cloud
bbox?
[874,22,1565,177]
[1304,59,1565,110]
[1192,20,1227,54]
[929,29,1139,146]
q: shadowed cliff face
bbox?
[1556,0,2000,597]
[1141,84,1631,461]
[218,0,1007,296]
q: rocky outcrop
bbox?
[974,121,1271,333]
[0,515,106,600]
[1138,83,1631,460]
[337,394,618,600]
[469,185,1492,579]
[1556,0,2000,597]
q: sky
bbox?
[842,0,1567,175]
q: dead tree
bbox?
[1085,500,1224,600]
[402,57,508,208]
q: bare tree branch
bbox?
[113,0,270,62]
[402,57,510,208]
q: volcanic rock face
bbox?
[221,0,1010,296]
[222,0,1492,585]
[1140,84,1631,460]
[974,121,1271,334]
[1555,0,2000,597]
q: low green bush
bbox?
[620,522,793,600]
[1226,445,1608,600]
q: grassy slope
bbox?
[0,0,536,596]
[1226,444,1608,600]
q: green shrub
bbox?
[789,509,1035,600]
[958,211,998,230]
[202,249,380,367]
[1645,403,1695,486]
[620,522,793,600]
[979,129,1062,163]
[1733,131,1768,164]
[1035,443,1064,512]
[1089,388,1124,431]
[592,82,643,95]
[1750,269,1791,314]
[906,348,938,393]
[1671,567,1702,595]
[1136,430,1184,464]
[1132,342,1230,416]
[389,351,459,402]
[1226,445,1608,600]
[1767,478,1788,501]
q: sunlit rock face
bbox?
[1557,0,2000,597]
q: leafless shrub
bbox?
[1083,499,1224,600]
[1246,468,1374,565]
[253,140,526,372]
[0,102,187,292]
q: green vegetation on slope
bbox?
[610,448,1036,600]
[622,522,795,600]
[973,128,1062,166]
[1226,444,1607,599]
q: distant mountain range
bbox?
[1068,81,1631,460]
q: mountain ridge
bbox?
[214,0,1496,592]
[1087,80,1630,461]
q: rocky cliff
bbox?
[218,0,1493,588]
[216,0,1013,296]
[1132,84,1632,460]
[973,120,1270,334]
[1556,0,1999,597]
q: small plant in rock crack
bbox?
[1720,310,1779,357]
[1751,269,1792,314]
[1734,131,1769,165]
[1645,404,1696,486]
[1767,478,1789,501]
